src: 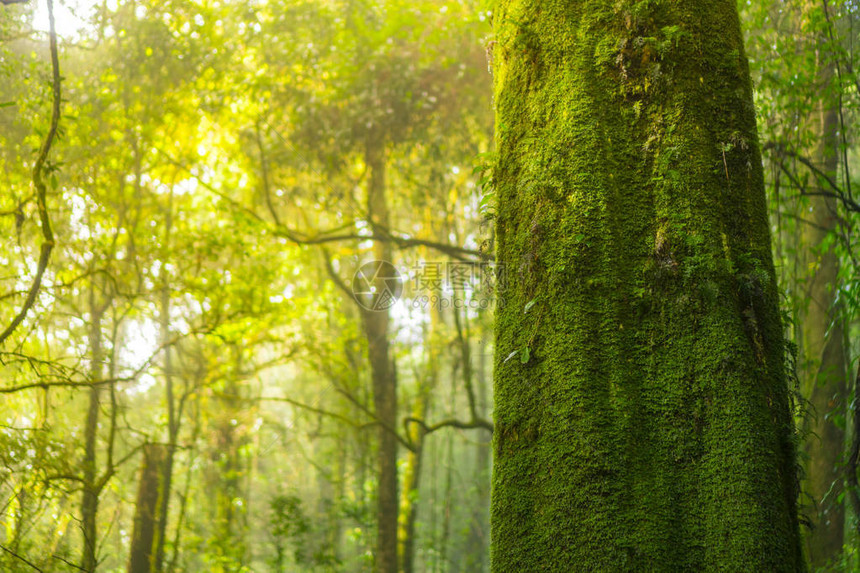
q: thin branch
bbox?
[764,143,860,213]
[255,120,281,227]
[249,393,417,452]
[404,415,493,436]
[321,248,355,300]
[0,0,61,345]
[275,223,488,262]
[244,394,360,431]
[330,385,415,450]
[0,544,43,572]
[50,553,87,572]
[821,0,857,202]
[156,146,487,261]
[453,300,489,428]
[0,378,117,394]
[0,321,230,394]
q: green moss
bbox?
[490,0,805,570]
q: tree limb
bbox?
[764,142,860,213]
[0,544,43,572]
[0,0,60,345]
[403,415,493,436]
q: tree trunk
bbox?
[798,58,847,568]
[154,193,176,573]
[362,134,399,573]
[490,0,805,570]
[81,308,104,573]
[399,408,426,573]
[465,333,490,573]
[128,444,168,573]
[400,292,445,573]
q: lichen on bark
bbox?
[490,0,806,570]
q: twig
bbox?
[0,544,43,572]
[404,415,493,436]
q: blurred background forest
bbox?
[0,0,859,571]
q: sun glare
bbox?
[32,0,96,39]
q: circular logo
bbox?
[351,260,403,311]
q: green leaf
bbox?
[479,190,495,207]
[520,346,530,364]
[0,102,15,109]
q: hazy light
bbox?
[33,0,97,39]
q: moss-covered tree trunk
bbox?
[490,0,805,570]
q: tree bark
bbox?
[490,0,805,570]
[362,134,399,573]
[81,307,104,573]
[464,332,490,573]
[154,191,176,573]
[128,444,168,573]
[399,401,427,573]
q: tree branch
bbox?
[764,142,860,213]
[275,223,488,262]
[404,415,493,436]
[0,0,61,345]
[0,544,43,572]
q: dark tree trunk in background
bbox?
[81,306,105,573]
[128,444,168,573]
[490,0,805,570]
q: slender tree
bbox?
[797,69,848,568]
[490,0,805,570]
[128,444,168,573]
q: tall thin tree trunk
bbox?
[128,444,168,573]
[81,306,104,573]
[465,332,490,572]
[490,0,804,569]
[399,412,426,573]
[439,365,456,571]
[399,381,433,573]
[399,292,444,573]
[154,190,176,573]
[362,134,399,573]
[799,56,848,568]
